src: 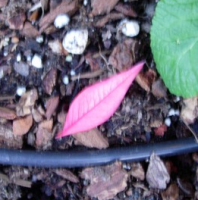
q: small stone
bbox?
[164,118,171,127]
[70,69,76,76]
[13,62,29,77]
[62,29,88,54]
[3,51,8,57]
[63,75,69,85]
[65,54,73,62]
[118,19,139,37]
[54,14,70,28]
[11,36,19,44]
[16,86,26,96]
[83,0,88,6]
[32,54,42,68]
[36,35,44,43]
[16,53,21,62]
[168,108,176,116]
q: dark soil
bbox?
[0,0,198,199]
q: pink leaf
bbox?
[56,61,144,138]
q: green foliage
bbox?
[151,0,198,97]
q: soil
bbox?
[0,0,198,200]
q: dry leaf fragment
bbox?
[13,115,33,136]
[130,163,145,181]
[45,96,59,120]
[161,183,179,200]
[42,68,57,95]
[108,39,137,71]
[73,128,109,149]
[55,169,79,183]
[31,108,43,123]
[180,97,198,124]
[135,69,156,92]
[48,40,64,54]
[0,107,16,120]
[21,22,39,38]
[41,0,49,16]
[152,78,167,98]
[90,0,119,16]
[81,162,128,200]
[0,123,23,149]
[7,12,26,30]
[146,152,170,189]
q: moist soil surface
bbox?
[0,0,198,199]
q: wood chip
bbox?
[81,162,128,200]
[73,128,109,149]
[0,107,16,120]
[55,169,79,183]
[31,107,43,123]
[135,69,156,92]
[146,153,170,189]
[154,124,167,136]
[21,22,39,38]
[108,39,137,71]
[42,68,57,95]
[95,12,124,28]
[0,123,23,149]
[39,0,78,32]
[114,3,137,17]
[130,163,145,181]
[161,183,179,200]
[16,89,38,116]
[0,0,8,8]
[13,115,33,136]
[90,0,119,16]
[7,12,26,30]
[45,96,59,120]
[36,119,54,149]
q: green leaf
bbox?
[151,0,198,98]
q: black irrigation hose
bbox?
[0,137,198,168]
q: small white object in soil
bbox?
[62,29,88,54]
[175,96,181,102]
[16,53,21,62]
[3,50,8,57]
[32,54,43,69]
[0,70,3,79]
[63,75,69,85]
[168,108,175,116]
[16,86,26,96]
[70,69,76,76]
[54,14,70,29]
[65,54,73,62]
[175,109,180,116]
[164,118,171,127]
[83,0,88,6]
[36,35,44,43]
[118,19,140,37]
[26,55,32,62]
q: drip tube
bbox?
[0,137,197,168]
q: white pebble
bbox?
[168,108,175,116]
[0,70,4,79]
[63,75,69,85]
[70,69,76,76]
[54,14,70,29]
[118,19,140,37]
[26,55,32,62]
[31,54,43,69]
[16,53,21,62]
[36,35,44,43]
[16,86,26,96]
[62,29,88,54]
[65,54,73,62]
[164,118,171,127]
[3,51,8,56]
[83,0,88,6]
[174,96,181,102]
[175,109,180,116]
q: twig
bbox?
[0,95,15,101]
[71,69,104,81]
